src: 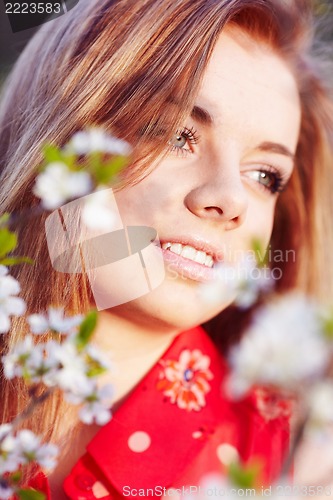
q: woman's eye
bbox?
[168,127,199,156]
[170,133,188,149]
[246,169,286,194]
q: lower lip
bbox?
[160,247,217,282]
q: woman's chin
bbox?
[105,276,236,332]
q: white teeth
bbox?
[161,242,214,268]
[196,251,207,265]
[169,243,182,255]
[181,245,197,261]
[205,255,214,267]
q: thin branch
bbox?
[281,410,310,477]
[0,386,54,444]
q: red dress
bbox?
[29,325,290,499]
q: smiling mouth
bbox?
[161,242,214,268]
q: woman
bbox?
[0,0,332,498]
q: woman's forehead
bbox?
[194,26,301,153]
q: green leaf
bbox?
[251,237,268,267]
[228,460,261,489]
[0,228,17,258]
[86,364,108,378]
[75,310,98,350]
[40,144,77,172]
[95,155,128,184]
[321,311,333,341]
[17,488,46,500]
[0,256,34,266]
[42,144,64,164]
[85,151,103,176]
[0,212,11,227]
[10,470,22,483]
[61,152,77,170]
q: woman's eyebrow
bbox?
[190,105,214,126]
[255,141,296,161]
[184,102,295,161]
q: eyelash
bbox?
[168,127,199,157]
[253,167,288,195]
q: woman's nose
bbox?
[184,159,248,230]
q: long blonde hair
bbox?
[0,0,332,451]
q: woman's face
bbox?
[97,26,301,331]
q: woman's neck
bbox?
[47,309,182,498]
[91,309,182,404]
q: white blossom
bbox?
[227,294,330,398]
[33,161,92,210]
[16,430,58,469]
[82,186,117,231]
[0,425,20,476]
[233,258,274,309]
[26,341,60,384]
[66,128,132,156]
[0,428,58,493]
[77,383,114,425]
[80,404,112,426]
[2,337,62,383]
[199,255,273,309]
[40,340,112,391]
[27,306,84,335]
[44,340,88,392]
[0,266,26,334]
[2,335,35,379]
[0,424,12,443]
[0,481,13,500]
[26,312,49,335]
[306,381,333,433]
[3,327,113,401]
[85,344,112,372]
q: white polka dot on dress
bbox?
[128,431,151,452]
[92,480,110,499]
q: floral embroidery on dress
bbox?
[254,386,294,421]
[156,349,213,411]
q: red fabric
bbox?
[27,326,290,499]
[24,470,52,498]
